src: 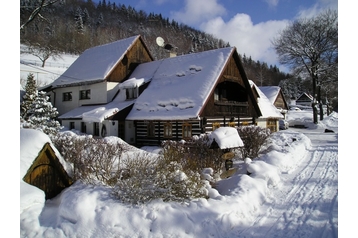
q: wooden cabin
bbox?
[125,47,262,146]
[23,142,73,199]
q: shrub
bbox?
[112,151,208,204]
[51,132,127,185]
[236,125,271,159]
[161,135,223,175]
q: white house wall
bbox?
[51,82,119,116]
[106,82,120,102]
[61,120,119,138]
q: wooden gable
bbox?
[106,36,154,83]
[200,48,261,119]
[23,143,73,200]
[274,90,289,110]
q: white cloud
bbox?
[264,0,279,7]
[200,14,289,68]
[170,0,226,26]
[295,0,338,19]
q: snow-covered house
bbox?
[259,86,289,118]
[125,47,261,146]
[250,81,284,132]
[295,92,314,107]
[46,35,153,137]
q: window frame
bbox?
[147,122,155,137]
[126,87,138,100]
[163,122,172,138]
[94,122,100,136]
[63,92,72,101]
[182,122,192,139]
[81,122,86,133]
[266,119,277,132]
[79,89,91,100]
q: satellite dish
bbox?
[156,36,165,47]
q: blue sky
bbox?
[110,0,338,72]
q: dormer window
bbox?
[126,87,138,99]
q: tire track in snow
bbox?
[237,133,338,238]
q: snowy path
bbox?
[238,129,338,238]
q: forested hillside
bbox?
[20,0,292,93]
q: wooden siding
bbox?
[133,116,256,146]
[203,116,255,132]
[134,120,202,146]
[23,143,73,199]
[107,38,153,83]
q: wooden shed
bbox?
[23,142,73,200]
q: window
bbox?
[182,122,192,139]
[94,122,99,136]
[69,122,75,130]
[163,122,172,138]
[81,122,86,133]
[80,89,91,100]
[101,125,107,137]
[214,88,219,101]
[63,92,72,101]
[126,87,138,99]
[267,119,277,132]
[147,122,155,137]
[212,122,220,131]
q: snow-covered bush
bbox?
[236,125,271,159]
[161,135,223,175]
[112,152,208,204]
[51,132,127,184]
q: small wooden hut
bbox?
[23,142,73,199]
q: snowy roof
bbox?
[209,127,244,149]
[51,35,141,88]
[249,81,284,119]
[259,86,281,105]
[20,129,73,211]
[20,128,72,179]
[297,92,314,101]
[126,47,235,120]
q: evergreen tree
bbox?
[21,73,37,120]
[26,91,62,135]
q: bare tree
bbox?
[272,9,338,123]
[20,0,61,30]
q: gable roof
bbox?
[296,92,313,101]
[249,81,284,119]
[259,86,281,105]
[51,35,149,88]
[126,47,235,120]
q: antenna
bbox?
[156,36,165,47]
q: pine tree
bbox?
[21,73,37,120]
[27,91,62,135]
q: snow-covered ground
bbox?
[20,108,338,237]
